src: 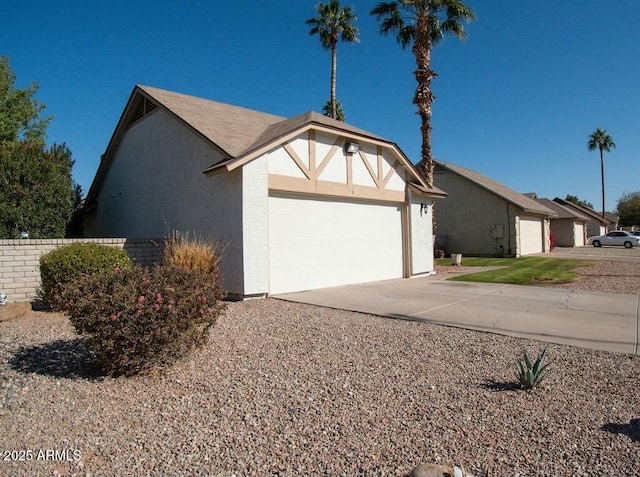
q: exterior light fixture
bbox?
[345,142,360,154]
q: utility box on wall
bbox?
[492,224,504,239]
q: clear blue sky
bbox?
[2,1,638,212]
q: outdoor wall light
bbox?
[420,203,429,214]
[345,142,360,154]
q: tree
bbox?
[322,98,346,121]
[0,56,81,238]
[0,141,80,238]
[0,55,51,145]
[565,194,594,209]
[307,0,359,120]
[587,128,615,219]
[371,0,475,186]
[616,191,640,227]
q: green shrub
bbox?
[39,242,132,309]
[516,347,551,390]
[163,231,224,276]
[63,265,225,376]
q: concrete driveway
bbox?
[276,274,640,355]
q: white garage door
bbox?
[268,193,403,294]
[573,222,585,247]
[519,216,544,255]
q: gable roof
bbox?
[86,85,445,205]
[535,198,591,221]
[553,198,612,224]
[137,85,287,158]
[434,161,556,217]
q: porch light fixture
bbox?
[345,142,360,154]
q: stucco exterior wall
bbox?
[433,172,517,256]
[83,109,245,295]
[241,154,269,296]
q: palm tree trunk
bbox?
[600,147,605,219]
[330,42,337,119]
[412,18,437,187]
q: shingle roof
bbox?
[138,85,286,158]
[535,198,590,221]
[434,161,556,216]
[552,198,612,224]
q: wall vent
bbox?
[129,96,157,126]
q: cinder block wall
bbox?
[0,238,163,303]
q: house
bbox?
[552,198,613,238]
[432,161,556,257]
[528,196,590,247]
[83,85,446,297]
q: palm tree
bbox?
[371,0,475,186]
[322,99,346,121]
[306,0,359,120]
[587,128,616,219]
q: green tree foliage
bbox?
[0,56,81,238]
[0,141,79,238]
[616,191,640,227]
[322,98,346,121]
[0,55,51,144]
[565,194,594,209]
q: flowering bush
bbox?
[63,265,225,376]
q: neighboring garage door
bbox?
[268,193,404,294]
[573,222,586,247]
[519,216,544,255]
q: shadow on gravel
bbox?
[9,338,100,380]
[601,419,640,442]
[481,380,520,392]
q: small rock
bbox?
[410,463,474,477]
[410,463,455,477]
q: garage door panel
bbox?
[573,223,585,247]
[520,217,543,255]
[269,194,403,294]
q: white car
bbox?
[587,231,640,248]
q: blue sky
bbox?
[2,1,638,213]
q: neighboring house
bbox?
[432,162,556,257]
[552,198,612,238]
[605,212,620,231]
[529,196,590,247]
[83,85,446,297]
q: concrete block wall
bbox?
[0,238,163,303]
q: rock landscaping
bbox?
[0,260,638,476]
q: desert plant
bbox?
[63,265,225,376]
[516,347,551,390]
[163,231,224,276]
[39,242,132,309]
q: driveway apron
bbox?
[275,277,640,355]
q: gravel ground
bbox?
[0,262,639,477]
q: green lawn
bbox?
[435,256,594,286]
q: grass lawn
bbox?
[435,256,594,286]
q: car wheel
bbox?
[593,240,601,247]
[624,241,633,248]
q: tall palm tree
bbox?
[306,0,359,120]
[371,0,475,186]
[322,99,346,121]
[587,128,616,219]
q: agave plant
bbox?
[516,347,551,390]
